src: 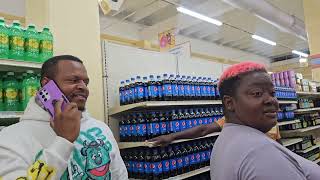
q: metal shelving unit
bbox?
[109,100,222,116]
[0,58,42,72]
[278,119,300,126]
[280,125,320,137]
[281,138,303,147]
[118,132,220,149]
[295,107,320,114]
[296,144,320,154]
[296,91,320,96]
[278,100,298,104]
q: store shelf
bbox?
[280,125,320,136]
[167,166,210,180]
[295,107,320,114]
[281,138,303,147]
[0,59,42,72]
[278,100,298,104]
[109,100,222,116]
[297,91,320,96]
[118,132,220,149]
[0,111,23,119]
[296,144,320,154]
[313,158,320,164]
[278,119,300,126]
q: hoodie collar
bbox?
[20,97,90,122]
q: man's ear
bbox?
[40,77,50,87]
[223,95,235,112]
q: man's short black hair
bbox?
[40,55,83,81]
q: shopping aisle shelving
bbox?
[0,111,24,119]
[281,138,303,147]
[278,119,300,126]
[0,58,42,71]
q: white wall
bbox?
[0,0,25,17]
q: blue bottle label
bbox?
[184,85,190,96]
[125,90,130,102]
[191,85,195,96]
[201,151,207,162]
[137,123,147,136]
[184,156,189,167]
[203,118,208,125]
[206,150,211,160]
[163,84,172,96]
[169,121,175,133]
[130,88,134,100]
[148,85,158,98]
[135,86,144,99]
[201,86,207,96]
[180,120,186,131]
[127,125,132,137]
[211,87,216,97]
[198,118,203,125]
[150,163,156,173]
[196,153,201,164]
[177,157,184,169]
[196,85,201,96]
[133,161,138,172]
[208,117,213,124]
[158,85,163,98]
[172,84,179,96]
[193,119,198,127]
[160,122,167,134]
[166,121,171,134]
[170,159,177,170]
[119,91,124,103]
[189,154,196,165]
[150,122,160,135]
[119,125,124,137]
[147,123,152,136]
[162,160,170,172]
[186,119,193,129]
[155,162,162,175]
[207,86,211,96]
[216,87,220,96]
[173,120,180,132]
[137,162,144,173]
[131,124,137,136]
[128,161,133,172]
[145,162,151,174]
[144,86,148,99]
[178,84,184,96]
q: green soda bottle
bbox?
[9,20,25,60]
[0,72,3,111]
[0,17,9,59]
[4,72,19,111]
[25,24,40,62]
[22,70,38,110]
[16,75,23,111]
[39,26,53,62]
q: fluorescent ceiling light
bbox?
[251,35,276,46]
[299,58,308,63]
[177,7,223,26]
[292,50,309,58]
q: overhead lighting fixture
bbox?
[299,58,308,63]
[177,7,223,26]
[251,35,277,46]
[292,50,309,58]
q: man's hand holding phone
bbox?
[50,99,81,143]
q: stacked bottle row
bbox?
[119,107,224,142]
[0,17,53,62]
[271,70,296,88]
[119,74,220,106]
[0,71,40,111]
[277,104,295,121]
[121,137,216,180]
[275,87,297,100]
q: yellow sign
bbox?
[158,29,175,52]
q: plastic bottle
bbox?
[124,80,130,105]
[119,81,125,105]
[125,114,132,142]
[195,77,201,99]
[143,76,149,101]
[162,73,172,101]
[159,111,167,135]
[161,147,170,179]
[177,75,184,100]
[138,148,146,179]
[175,145,184,175]
[0,74,3,111]
[0,17,9,59]
[210,79,216,100]
[168,146,177,177]
[187,143,196,171]
[39,26,53,62]
[145,149,152,180]
[193,142,201,169]
[9,20,24,60]
[130,77,136,103]
[152,148,162,180]
[178,109,186,132]
[214,79,220,100]
[131,113,138,141]
[4,72,19,111]
[156,75,163,101]
[137,112,147,141]
[181,144,190,173]
[22,70,38,110]
[127,150,133,177]
[170,74,178,101]
[165,111,171,135]
[206,78,212,100]
[201,77,207,99]
[171,109,180,133]
[16,75,23,111]
[184,109,192,130]
[184,76,191,100]
[135,76,144,103]
[119,119,125,142]
[148,75,158,101]
[190,76,196,100]
[132,150,139,178]
[150,111,160,138]
[198,141,206,168]
[24,24,40,62]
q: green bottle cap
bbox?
[12,20,20,25]
[27,70,34,74]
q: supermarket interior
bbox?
[1,0,320,179]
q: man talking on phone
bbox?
[0,55,128,180]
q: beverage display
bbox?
[3,72,19,111]
[39,26,53,62]
[24,24,40,62]
[9,20,25,60]
[119,74,220,105]
[0,17,9,59]
[121,137,216,179]
[0,74,3,111]
[119,106,224,142]
[22,70,38,110]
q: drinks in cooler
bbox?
[9,20,25,60]
[39,26,53,62]
[22,70,38,110]
[3,72,19,111]
[0,17,9,59]
[25,24,40,62]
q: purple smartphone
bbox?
[36,80,69,118]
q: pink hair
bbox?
[218,61,266,87]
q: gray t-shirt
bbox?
[210,123,320,180]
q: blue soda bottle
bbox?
[162,74,172,101]
[156,75,163,101]
[171,74,178,101]
[119,81,125,105]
